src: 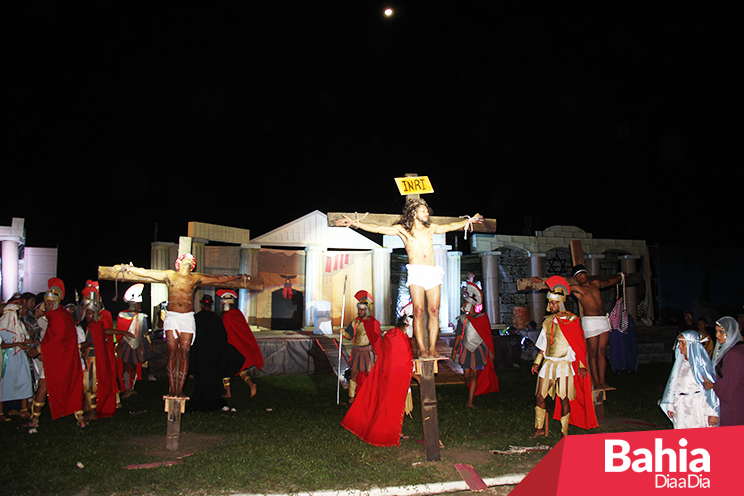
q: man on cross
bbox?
[112,254,246,397]
[568,264,624,390]
[337,198,483,358]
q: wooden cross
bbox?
[97,238,263,451]
[97,265,265,292]
[329,173,496,461]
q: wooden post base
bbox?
[415,357,447,461]
[163,396,189,451]
[591,388,614,421]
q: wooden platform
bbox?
[148,328,466,384]
[254,329,466,385]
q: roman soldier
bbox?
[79,283,119,419]
[342,291,382,404]
[217,289,264,398]
[451,281,498,408]
[39,278,87,428]
[116,284,149,399]
[531,276,597,437]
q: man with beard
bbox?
[336,199,483,358]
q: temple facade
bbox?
[150,214,651,331]
[0,218,58,302]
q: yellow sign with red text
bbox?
[394,176,434,196]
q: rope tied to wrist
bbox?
[459,215,474,239]
[351,212,369,228]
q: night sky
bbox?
[5,2,740,300]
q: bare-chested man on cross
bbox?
[569,264,624,390]
[337,199,483,358]
[112,254,245,396]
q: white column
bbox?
[529,253,546,324]
[434,245,452,330]
[481,251,501,325]
[304,246,326,329]
[2,239,20,302]
[1,218,25,302]
[446,251,463,329]
[239,244,260,325]
[372,247,392,326]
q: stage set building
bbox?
[148,213,651,333]
[0,218,58,302]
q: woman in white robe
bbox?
[660,330,719,429]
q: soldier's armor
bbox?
[543,316,570,359]
[352,319,371,347]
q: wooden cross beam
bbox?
[97,266,264,292]
[327,212,497,233]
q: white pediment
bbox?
[251,210,382,250]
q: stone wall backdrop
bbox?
[497,247,531,326]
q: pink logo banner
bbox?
[511,426,744,495]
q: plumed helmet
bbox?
[45,277,65,308]
[217,289,238,302]
[463,281,483,313]
[80,285,101,319]
[546,275,570,312]
[355,290,373,309]
[124,283,144,303]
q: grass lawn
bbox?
[0,361,672,495]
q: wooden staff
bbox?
[336,275,348,405]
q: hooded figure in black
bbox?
[186,295,245,412]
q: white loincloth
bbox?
[581,315,611,339]
[163,310,196,345]
[405,264,445,291]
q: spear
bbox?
[336,275,348,405]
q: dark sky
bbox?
[4,2,740,297]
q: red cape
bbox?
[341,327,413,447]
[41,308,83,420]
[88,320,118,418]
[550,314,598,430]
[466,313,499,396]
[222,308,264,371]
